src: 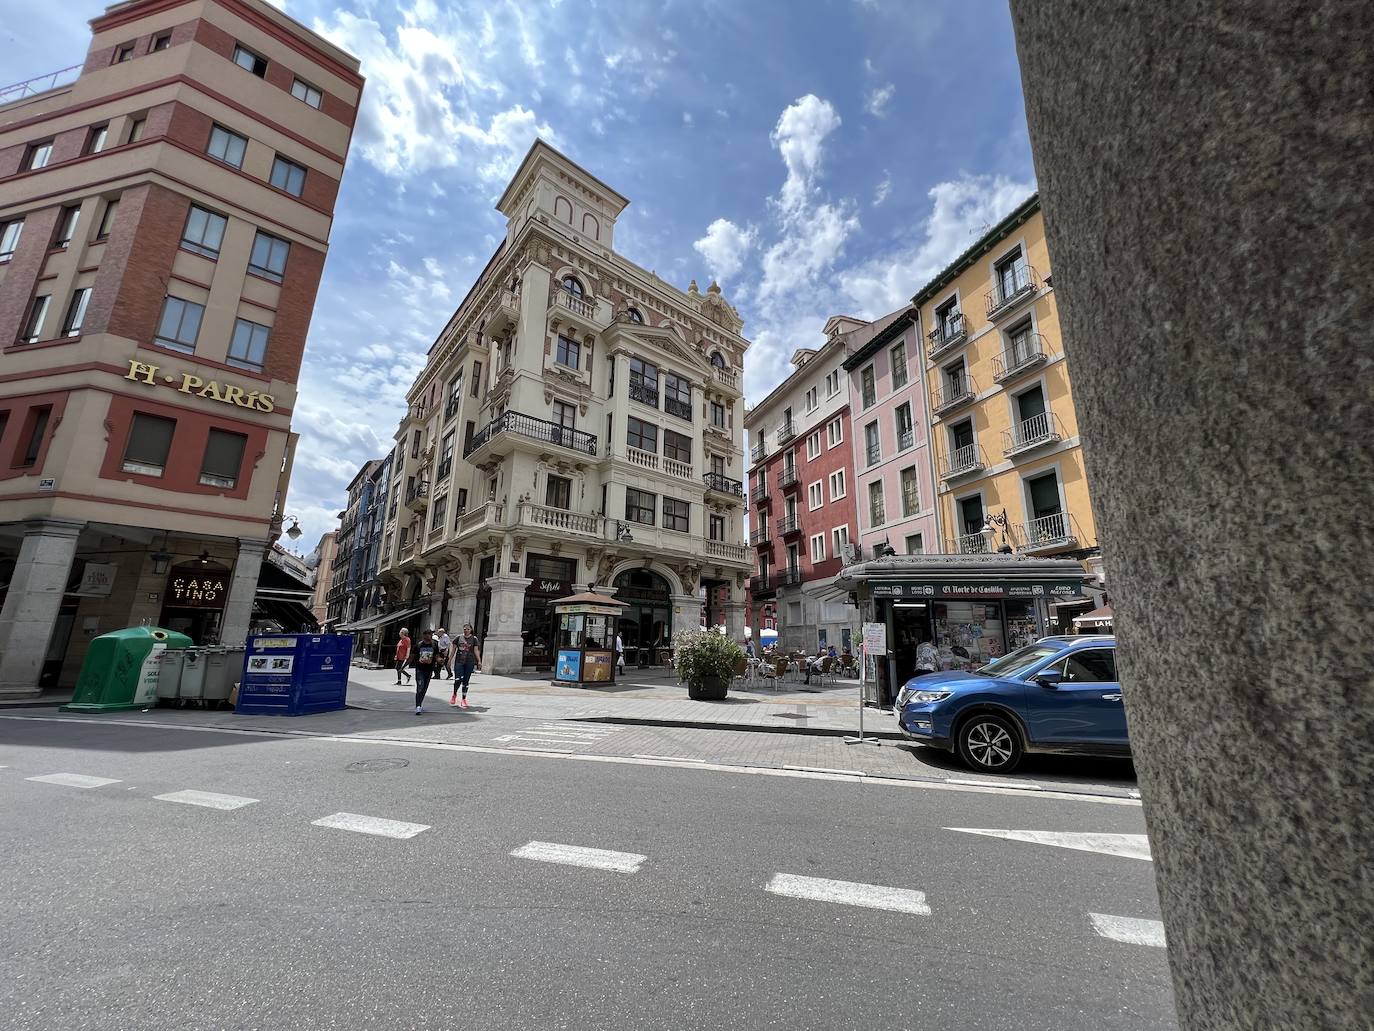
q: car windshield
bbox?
[975,644,1061,679]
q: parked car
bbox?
[894,635,1128,773]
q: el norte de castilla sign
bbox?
[125,359,276,412]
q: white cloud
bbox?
[769,94,842,216]
[758,202,860,302]
[693,219,756,285]
[873,171,892,206]
[865,83,895,117]
[682,111,694,128]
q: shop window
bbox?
[199,428,246,488]
[122,413,176,476]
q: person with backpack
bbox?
[394,629,412,685]
[449,624,482,709]
[410,628,440,714]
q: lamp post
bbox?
[980,510,1014,554]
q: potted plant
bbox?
[674,629,744,701]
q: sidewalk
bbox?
[346,664,903,739]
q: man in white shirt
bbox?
[436,628,452,680]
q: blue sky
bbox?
[8,0,1037,550]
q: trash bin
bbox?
[156,648,189,702]
[236,634,354,716]
[62,626,194,713]
[203,646,243,706]
[179,648,207,703]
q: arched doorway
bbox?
[612,568,672,667]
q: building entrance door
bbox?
[612,568,672,666]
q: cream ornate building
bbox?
[375,142,752,673]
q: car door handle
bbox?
[1101,693,1122,701]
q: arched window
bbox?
[627,307,643,324]
[562,275,583,298]
[710,351,726,368]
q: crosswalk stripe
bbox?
[311,812,430,839]
[511,840,646,873]
[766,873,931,916]
[947,828,1152,861]
[154,790,259,811]
[1089,913,1167,947]
[26,773,121,789]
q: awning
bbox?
[1073,605,1114,627]
[336,604,427,633]
[252,598,318,631]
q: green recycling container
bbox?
[61,626,194,713]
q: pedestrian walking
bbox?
[410,629,440,714]
[615,632,625,675]
[394,629,412,685]
[449,623,482,709]
[436,628,453,680]
[915,634,939,676]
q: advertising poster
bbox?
[243,637,298,695]
[555,649,582,682]
[583,651,612,682]
[133,643,166,707]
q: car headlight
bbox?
[909,690,951,704]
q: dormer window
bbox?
[627,307,643,324]
[561,275,583,298]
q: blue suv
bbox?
[894,636,1129,774]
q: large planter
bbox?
[688,675,729,701]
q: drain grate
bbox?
[346,757,411,773]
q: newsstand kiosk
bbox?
[551,591,627,686]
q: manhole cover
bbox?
[346,758,411,773]
[771,712,807,720]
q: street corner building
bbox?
[360,141,754,674]
[0,0,362,697]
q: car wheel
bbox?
[956,714,1023,774]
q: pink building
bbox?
[841,308,941,556]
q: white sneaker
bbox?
[415,706,423,715]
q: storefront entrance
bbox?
[523,553,577,669]
[612,568,672,667]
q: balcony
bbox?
[992,334,1050,383]
[898,429,915,451]
[985,263,1039,321]
[664,396,692,422]
[549,287,596,323]
[865,443,881,467]
[750,441,766,463]
[950,531,991,555]
[777,466,799,490]
[710,364,740,392]
[626,446,694,482]
[628,378,659,407]
[485,289,521,337]
[705,539,750,563]
[397,537,416,560]
[932,375,978,418]
[1016,511,1079,554]
[750,575,775,596]
[404,481,429,511]
[776,420,796,444]
[926,312,969,360]
[463,410,597,460]
[0,64,80,104]
[458,501,504,535]
[779,566,804,587]
[750,482,771,506]
[776,515,801,537]
[940,444,986,481]
[703,472,744,498]
[518,502,604,539]
[1002,412,1063,457]
[750,525,772,547]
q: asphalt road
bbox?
[1,718,1175,1031]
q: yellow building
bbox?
[913,194,1103,584]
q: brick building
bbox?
[0,0,361,696]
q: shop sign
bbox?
[527,578,573,597]
[125,359,276,412]
[871,579,1082,600]
[555,649,582,681]
[73,562,117,597]
[167,572,230,607]
[862,621,887,656]
[583,651,613,682]
[559,603,623,617]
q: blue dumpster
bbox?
[235,634,353,716]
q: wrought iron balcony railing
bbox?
[703,472,744,497]
[1002,411,1063,456]
[992,333,1050,382]
[776,515,800,536]
[463,410,597,459]
[1017,511,1078,553]
[777,420,796,443]
[926,312,969,359]
[932,375,978,416]
[777,466,799,489]
[985,262,1039,320]
[939,444,985,480]
[628,378,659,407]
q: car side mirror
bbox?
[1033,670,1063,688]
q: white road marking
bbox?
[766,873,931,916]
[312,812,430,839]
[632,754,706,762]
[783,764,865,776]
[947,828,1152,860]
[947,778,1043,790]
[1090,913,1167,947]
[154,789,259,811]
[26,773,121,789]
[511,840,646,873]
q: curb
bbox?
[566,714,907,742]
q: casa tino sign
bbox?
[125,359,276,412]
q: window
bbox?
[232,45,268,76]
[1027,471,1063,520]
[995,247,1028,301]
[810,533,826,563]
[904,533,924,555]
[561,275,583,297]
[95,199,119,240]
[860,365,876,407]
[154,297,203,353]
[19,295,50,343]
[900,466,920,516]
[113,43,135,63]
[663,428,692,462]
[545,474,572,510]
[625,487,656,525]
[1006,319,1037,366]
[55,206,80,247]
[291,78,322,108]
[662,497,689,532]
[828,468,846,501]
[832,524,850,557]
[0,219,22,260]
[248,230,290,281]
[629,357,659,405]
[61,288,91,336]
[709,514,726,541]
[891,342,909,389]
[552,400,576,433]
[86,124,109,155]
[122,413,175,476]
[228,318,269,371]
[454,488,469,522]
[808,481,823,510]
[710,401,726,428]
[710,351,725,368]
[207,125,248,168]
[825,369,840,397]
[868,481,886,526]
[895,402,914,450]
[864,421,881,466]
[1050,649,1118,684]
[24,141,53,171]
[151,33,171,52]
[806,431,820,460]
[826,416,843,448]
[20,407,51,467]
[626,307,643,324]
[430,493,448,531]
[711,454,726,478]
[805,385,818,412]
[199,428,246,487]
[626,416,657,453]
[270,156,306,197]
[126,117,145,144]
[663,372,691,420]
[181,205,227,258]
[438,430,455,471]
[555,334,580,368]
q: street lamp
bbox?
[150,533,172,574]
[980,510,1014,554]
[285,517,303,541]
